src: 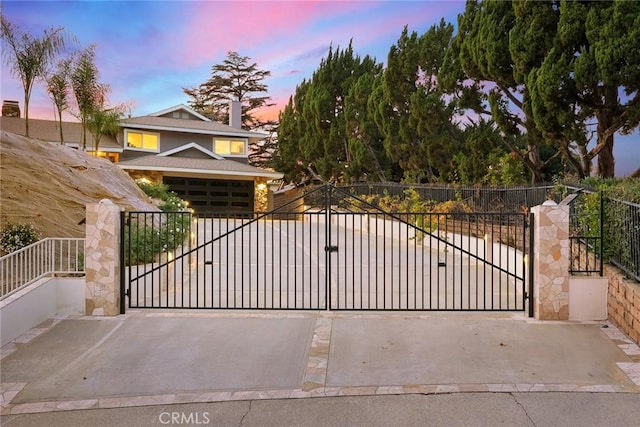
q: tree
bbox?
[70,45,106,149]
[275,43,386,183]
[0,15,65,137]
[86,105,123,154]
[451,119,517,185]
[373,26,426,180]
[273,92,307,182]
[184,51,273,129]
[452,0,560,184]
[344,72,396,182]
[371,22,472,183]
[529,0,640,178]
[46,57,72,144]
[248,123,279,169]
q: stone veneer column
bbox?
[531,201,570,320]
[85,200,122,315]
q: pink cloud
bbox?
[177,1,363,67]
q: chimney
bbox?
[229,99,242,129]
[2,100,20,117]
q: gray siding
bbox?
[120,128,250,162]
[157,111,200,120]
[159,130,215,153]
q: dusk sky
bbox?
[1,1,637,176]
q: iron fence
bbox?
[563,192,603,276]
[0,238,85,300]
[340,182,618,279]
[122,185,530,312]
[605,198,640,281]
[340,183,559,212]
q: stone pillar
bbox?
[85,199,122,316]
[531,200,570,320]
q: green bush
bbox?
[136,180,170,200]
[580,177,640,202]
[563,178,640,273]
[159,192,186,212]
[124,213,191,265]
[136,180,186,212]
[0,223,40,254]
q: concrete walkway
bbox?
[2,311,640,425]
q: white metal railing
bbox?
[0,238,85,300]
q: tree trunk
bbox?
[528,145,544,185]
[596,85,617,178]
[23,93,30,138]
[57,109,64,144]
[596,135,615,177]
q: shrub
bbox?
[159,192,186,212]
[124,213,191,265]
[432,200,473,214]
[136,179,186,212]
[0,223,40,254]
[136,180,170,200]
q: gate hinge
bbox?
[125,288,130,298]
[325,245,339,253]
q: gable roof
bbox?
[120,116,267,141]
[158,142,224,159]
[117,155,283,180]
[122,104,267,142]
[148,104,211,122]
[0,116,122,151]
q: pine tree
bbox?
[183,51,273,129]
[374,22,466,183]
[453,0,559,184]
[529,0,640,178]
[275,43,388,183]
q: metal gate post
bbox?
[528,212,535,317]
[325,185,332,311]
[119,210,126,314]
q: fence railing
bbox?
[339,183,560,212]
[563,192,603,276]
[339,183,640,279]
[0,238,85,300]
[605,198,640,282]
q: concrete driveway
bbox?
[2,310,639,419]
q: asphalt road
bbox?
[3,392,640,427]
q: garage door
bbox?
[163,177,254,214]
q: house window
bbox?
[126,130,159,151]
[172,112,190,119]
[214,139,246,156]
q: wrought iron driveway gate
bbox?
[121,185,532,312]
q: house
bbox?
[1,101,283,214]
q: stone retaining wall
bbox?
[606,264,640,345]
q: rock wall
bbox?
[606,264,640,345]
[0,130,158,239]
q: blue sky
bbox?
[1,1,637,176]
